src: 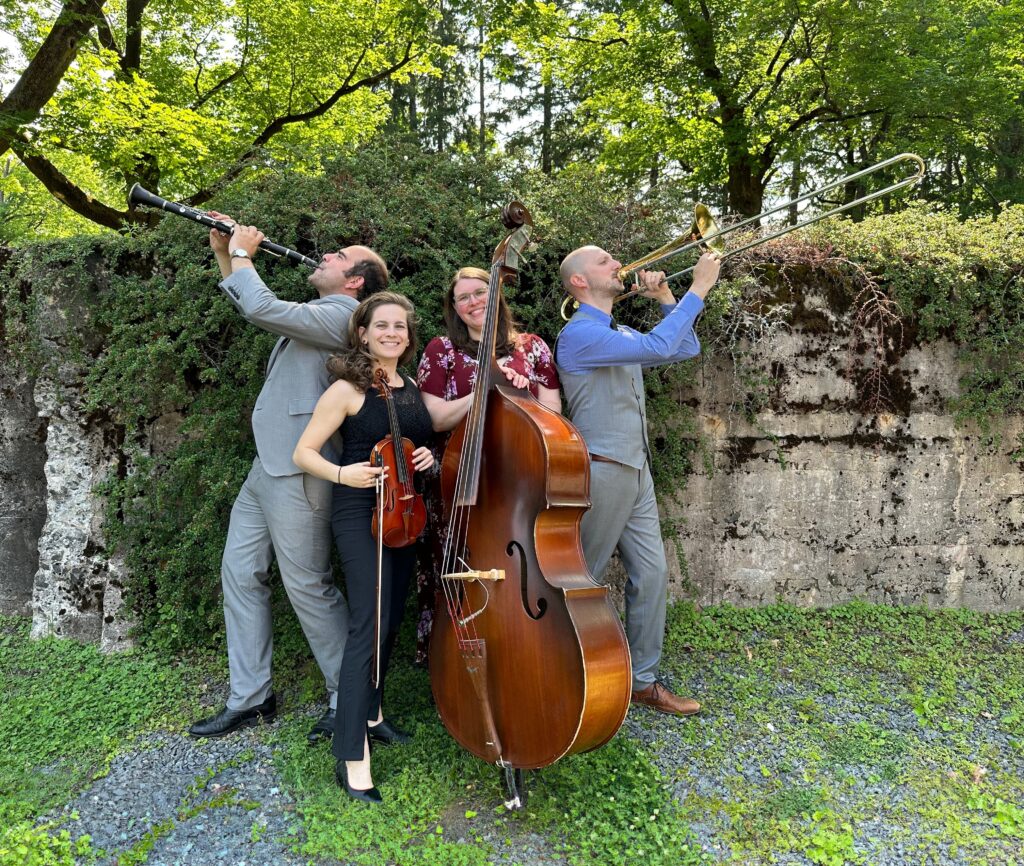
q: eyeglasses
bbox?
[453,288,488,307]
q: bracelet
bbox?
[337,466,342,485]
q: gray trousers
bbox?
[580,460,668,691]
[221,458,348,711]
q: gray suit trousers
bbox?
[580,460,667,691]
[221,458,348,710]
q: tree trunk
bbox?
[725,153,765,217]
[788,152,802,226]
[478,23,486,156]
[541,79,552,175]
[0,0,107,158]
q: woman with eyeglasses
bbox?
[413,266,561,664]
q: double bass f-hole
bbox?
[507,541,547,621]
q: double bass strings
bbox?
[438,266,508,657]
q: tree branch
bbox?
[10,135,134,229]
[121,0,150,74]
[192,12,250,109]
[743,16,798,107]
[0,0,107,159]
[560,33,628,47]
[185,43,420,206]
[95,11,122,60]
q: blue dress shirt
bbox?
[556,292,705,374]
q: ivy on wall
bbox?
[3,138,1022,650]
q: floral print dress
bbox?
[413,333,560,663]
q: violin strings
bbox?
[442,415,483,655]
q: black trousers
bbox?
[330,486,415,761]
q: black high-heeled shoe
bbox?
[334,758,382,804]
[367,718,411,746]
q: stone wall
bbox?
[2,273,1022,650]
[2,255,133,650]
[0,368,46,616]
[661,326,1024,611]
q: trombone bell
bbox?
[692,204,726,256]
[616,202,724,282]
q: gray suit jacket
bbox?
[220,268,357,477]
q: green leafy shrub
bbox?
[0,617,191,825]
[0,823,95,866]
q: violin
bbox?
[369,368,427,548]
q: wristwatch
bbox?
[230,249,250,260]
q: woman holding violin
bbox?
[413,266,560,663]
[293,291,434,804]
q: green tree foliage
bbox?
[0,0,442,232]
[493,0,1024,216]
[3,0,1022,234]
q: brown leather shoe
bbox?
[631,681,701,716]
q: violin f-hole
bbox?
[507,540,547,620]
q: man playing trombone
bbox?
[555,246,720,715]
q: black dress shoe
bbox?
[335,759,382,804]
[307,707,335,746]
[187,694,277,738]
[367,718,411,746]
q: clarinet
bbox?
[128,184,319,269]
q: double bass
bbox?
[429,202,632,807]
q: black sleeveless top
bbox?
[337,374,434,465]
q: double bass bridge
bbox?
[441,568,505,582]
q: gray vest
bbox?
[556,311,650,470]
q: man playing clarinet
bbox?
[555,246,720,715]
[188,216,387,742]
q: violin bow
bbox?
[372,454,384,689]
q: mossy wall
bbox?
[2,142,1022,649]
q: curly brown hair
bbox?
[443,266,519,358]
[325,292,418,391]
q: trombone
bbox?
[560,153,925,319]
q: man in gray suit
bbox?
[188,217,387,740]
[555,246,719,715]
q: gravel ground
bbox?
[52,727,309,866]
[50,715,571,866]
[625,664,1024,866]
[46,663,1023,866]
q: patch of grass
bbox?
[529,733,709,866]
[0,822,97,866]
[274,652,495,866]
[6,600,1024,865]
[662,601,1024,864]
[822,720,909,766]
[0,616,196,827]
[275,632,708,866]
